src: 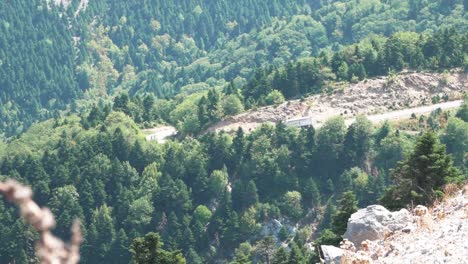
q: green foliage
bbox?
[288,242,306,264]
[314,229,341,249]
[301,178,321,208]
[127,197,154,232]
[0,0,80,136]
[315,192,357,250]
[49,186,84,238]
[242,28,467,105]
[316,117,347,185]
[209,169,229,197]
[86,205,116,260]
[381,132,462,209]
[130,232,186,264]
[193,205,212,226]
[223,94,245,116]
[280,191,304,221]
[331,192,358,236]
[3,0,466,137]
[256,236,276,264]
[265,90,286,105]
[375,132,413,172]
[272,247,289,264]
[1,2,467,257]
[139,163,161,198]
[339,167,372,205]
[456,97,468,122]
[342,116,374,169]
[0,140,5,160]
[0,107,466,263]
[443,117,468,172]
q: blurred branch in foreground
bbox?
[0,179,82,264]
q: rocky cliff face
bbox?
[321,186,468,264]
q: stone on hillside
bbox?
[344,205,413,248]
[321,245,343,264]
[260,219,282,237]
[413,205,429,216]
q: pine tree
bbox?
[108,229,130,264]
[331,191,358,236]
[230,127,246,173]
[288,242,305,264]
[130,232,186,264]
[257,236,276,264]
[336,62,349,81]
[87,204,116,260]
[455,97,468,122]
[341,116,373,169]
[302,178,321,207]
[381,132,461,208]
[272,247,289,264]
[197,96,209,126]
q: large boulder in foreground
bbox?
[344,205,413,248]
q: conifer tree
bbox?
[288,242,305,264]
[381,132,461,209]
[272,247,289,264]
[130,232,186,264]
[331,191,358,236]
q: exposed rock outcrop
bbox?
[260,219,297,243]
[321,186,468,264]
[321,245,343,264]
[343,205,413,248]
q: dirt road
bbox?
[344,100,464,127]
[208,71,466,133]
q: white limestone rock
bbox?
[344,205,413,248]
[321,245,343,264]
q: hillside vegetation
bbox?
[0,0,467,263]
[0,99,466,263]
[1,0,467,137]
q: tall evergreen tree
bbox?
[130,232,186,264]
[381,132,461,209]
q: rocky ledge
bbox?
[321,186,468,264]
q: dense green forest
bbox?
[0,0,81,136]
[0,99,466,263]
[1,0,467,137]
[84,28,467,137]
[0,0,467,263]
[242,29,466,103]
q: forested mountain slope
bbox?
[0,0,80,136]
[1,0,467,137]
[0,1,467,263]
[0,99,466,263]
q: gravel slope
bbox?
[380,189,468,264]
[208,71,466,133]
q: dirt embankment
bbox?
[208,71,467,133]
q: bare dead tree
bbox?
[0,179,82,264]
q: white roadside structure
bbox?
[284,116,313,128]
[143,126,178,143]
